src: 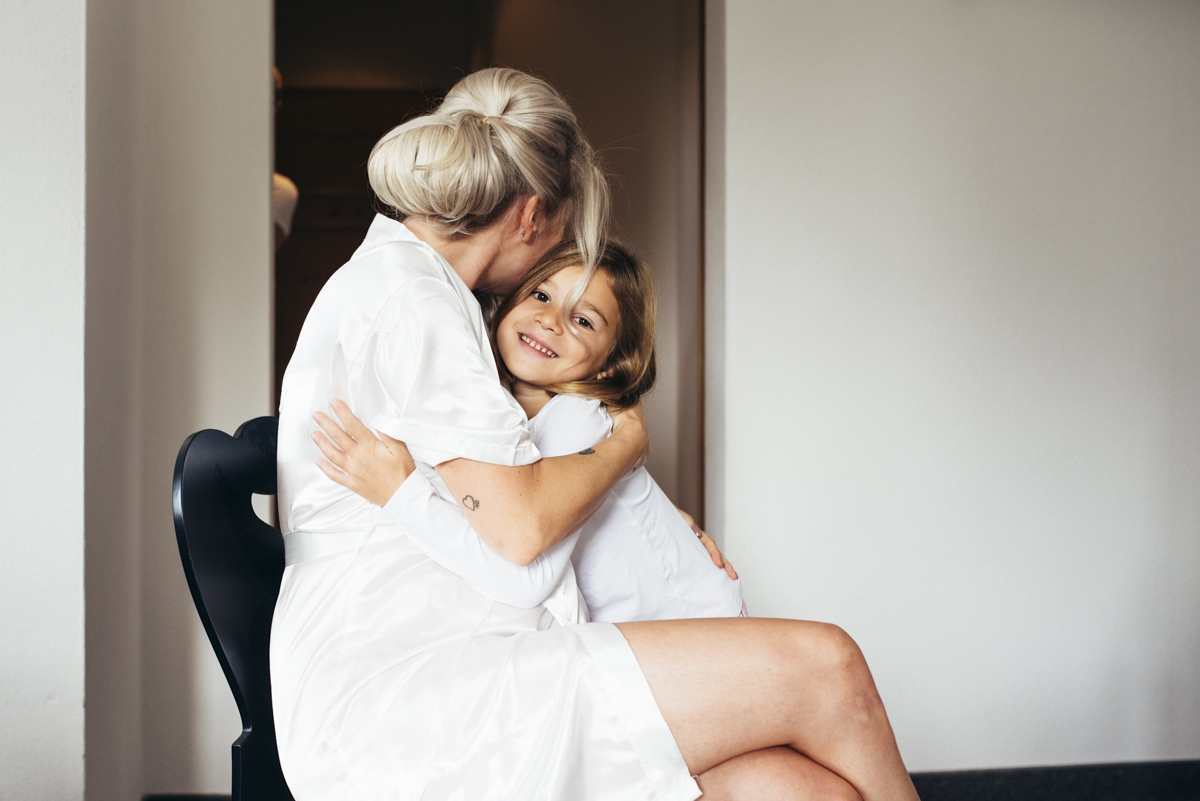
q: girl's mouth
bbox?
[519,333,558,358]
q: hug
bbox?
[271,66,918,801]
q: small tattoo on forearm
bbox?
[578,447,596,455]
[462,495,480,511]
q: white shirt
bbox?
[386,394,744,622]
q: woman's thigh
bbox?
[697,747,862,801]
[615,617,880,775]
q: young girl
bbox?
[318,240,744,623]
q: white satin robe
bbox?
[383,394,744,623]
[270,215,700,801]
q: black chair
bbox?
[172,416,294,801]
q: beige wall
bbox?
[493,0,705,514]
[85,0,273,797]
[710,0,1200,771]
[0,1,87,797]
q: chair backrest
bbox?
[172,416,294,801]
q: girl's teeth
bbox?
[520,334,557,357]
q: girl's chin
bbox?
[504,362,548,382]
[509,379,557,398]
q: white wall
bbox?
[710,0,1200,771]
[493,0,705,514]
[85,0,273,797]
[0,1,87,798]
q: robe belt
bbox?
[283,525,405,566]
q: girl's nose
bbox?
[535,308,563,333]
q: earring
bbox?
[521,229,527,239]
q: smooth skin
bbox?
[496,264,619,409]
[618,617,917,801]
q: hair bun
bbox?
[368,68,609,267]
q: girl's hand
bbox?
[607,401,650,469]
[677,507,738,581]
[311,399,416,506]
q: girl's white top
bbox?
[386,394,744,622]
[270,214,699,801]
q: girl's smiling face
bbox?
[495,265,620,390]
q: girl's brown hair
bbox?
[490,240,657,409]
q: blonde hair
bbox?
[490,240,657,409]
[368,68,610,268]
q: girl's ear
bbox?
[594,368,613,380]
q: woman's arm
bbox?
[435,408,644,565]
[313,399,648,565]
[383,468,577,607]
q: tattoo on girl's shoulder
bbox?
[462,495,480,511]
[578,447,596,455]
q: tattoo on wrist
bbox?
[462,495,480,511]
[578,447,596,455]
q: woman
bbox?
[272,67,919,801]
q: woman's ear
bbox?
[516,195,542,241]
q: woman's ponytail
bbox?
[367,68,609,267]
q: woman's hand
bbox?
[607,401,650,469]
[677,507,738,581]
[312,399,416,506]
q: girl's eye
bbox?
[532,290,549,302]
[573,316,593,330]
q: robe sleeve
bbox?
[531,396,613,458]
[382,470,577,609]
[365,276,540,467]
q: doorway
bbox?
[274,0,705,515]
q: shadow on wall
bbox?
[86,0,274,796]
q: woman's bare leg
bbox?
[697,747,862,801]
[616,617,919,801]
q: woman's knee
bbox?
[790,623,883,713]
[792,622,863,673]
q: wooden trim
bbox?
[697,0,707,529]
[142,760,1200,801]
[910,760,1200,801]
